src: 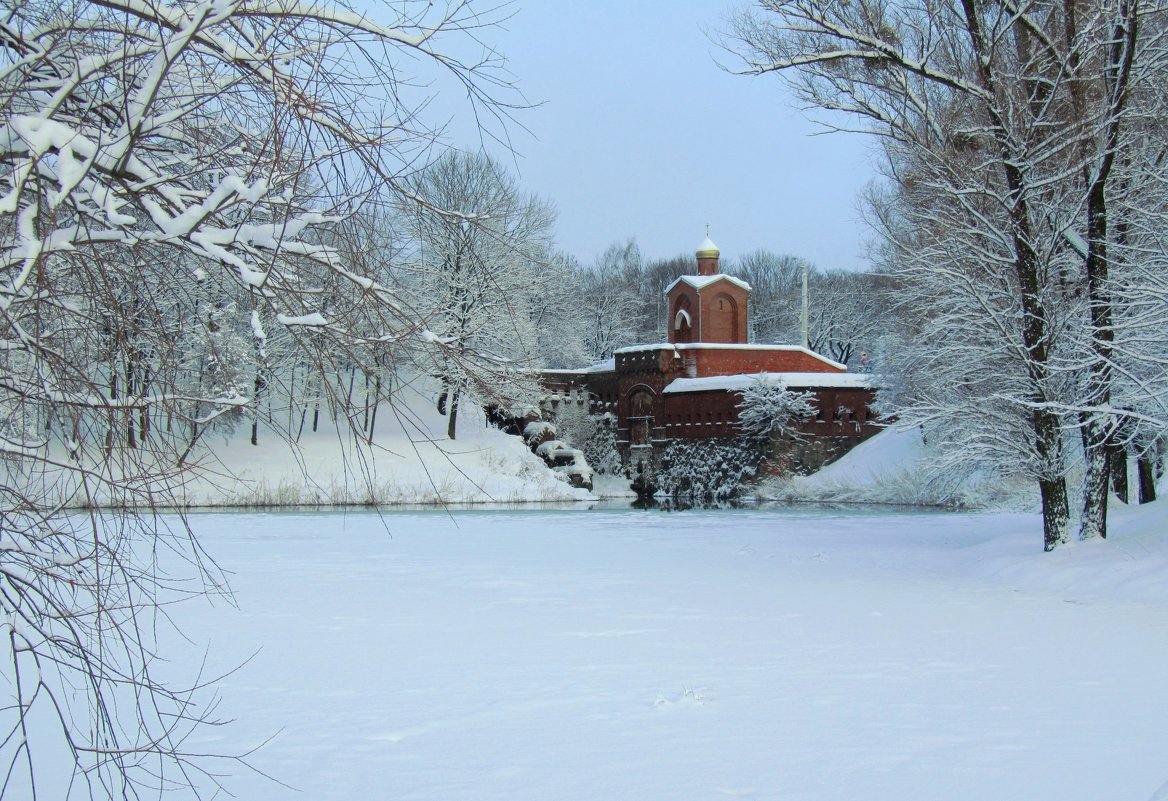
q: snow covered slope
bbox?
[173,379,593,506]
[758,426,1030,507]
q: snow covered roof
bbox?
[663,372,873,394]
[696,236,720,258]
[664,274,752,294]
[542,358,616,375]
[613,343,848,371]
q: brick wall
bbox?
[662,387,880,443]
[698,286,748,343]
[613,349,685,444]
[542,346,877,475]
[661,389,742,440]
[685,347,842,376]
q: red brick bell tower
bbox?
[664,233,751,345]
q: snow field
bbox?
[163,503,1168,801]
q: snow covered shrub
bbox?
[581,413,622,476]
[736,375,816,439]
[523,420,556,446]
[657,439,766,501]
[549,392,621,475]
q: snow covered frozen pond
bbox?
[169,505,1168,801]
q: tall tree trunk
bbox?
[446,388,460,440]
[1036,408,1071,551]
[1079,421,1110,540]
[1078,178,1115,540]
[1040,477,1071,552]
[1138,455,1157,504]
[250,370,263,446]
[362,372,371,434]
[368,375,380,443]
[107,369,118,455]
[126,358,137,449]
[139,363,151,443]
[1075,5,1138,537]
[962,0,1070,549]
[288,366,296,433]
[1014,211,1069,550]
[1110,444,1129,504]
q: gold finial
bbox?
[696,228,720,260]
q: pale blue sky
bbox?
[441,1,879,270]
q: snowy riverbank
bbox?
[35,391,1150,510]
[180,424,974,509]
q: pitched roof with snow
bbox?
[664,273,752,294]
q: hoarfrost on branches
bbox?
[724,0,1168,549]
[398,151,556,439]
[657,438,766,501]
[546,392,621,476]
[736,375,817,440]
[0,0,523,795]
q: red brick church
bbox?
[542,235,879,484]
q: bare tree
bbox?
[737,249,806,343]
[577,240,645,360]
[725,0,1167,550]
[399,151,556,439]
[0,0,520,795]
[805,270,891,366]
[529,253,595,370]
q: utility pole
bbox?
[800,261,809,350]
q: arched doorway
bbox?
[627,387,655,445]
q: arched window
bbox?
[671,295,693,343]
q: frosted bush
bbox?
[657,439,766,501]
